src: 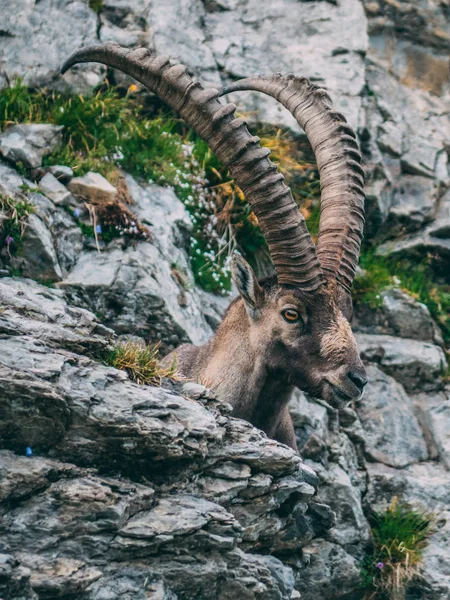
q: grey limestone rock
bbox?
[376,226,450,281]
[381,288,443,344]
[38,172,72,206]
[0,161,83,277]
[354,287,444,346]
[0,124,63,170]
[356,365,428,468]
[413,388,450,470]
[10,213,63,282]
[68,171,118,204]
[295,540,362,600]
[356,333,447,392]
[46,165,74,185]
[0,0,103,93]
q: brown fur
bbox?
[163,264,367,451]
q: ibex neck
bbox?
[199,300,293,435]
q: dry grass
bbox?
[107,340,178,385]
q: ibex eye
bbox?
[282,309,300,323]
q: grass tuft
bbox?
[361,497,435,599]
[0,192,35,254]
[106,340,178,386]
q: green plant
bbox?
[35,278,55,288]
[89,0,103,13]
[19,183,40,194]
[0,193,35,254]
[106,340,178,385]
[361,498,435,600]
[353,251,450,348]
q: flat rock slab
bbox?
[39,172,72,206]
[0,278,111,354]
[357,333,446,392]
[356,365,428,468]
[68,172,118,204]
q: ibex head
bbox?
[61,45,367,411]
[231,254,366,406]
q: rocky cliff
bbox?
[0,1,449,599]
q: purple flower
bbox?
[73,207,81,218]
[95,224,102,234]
[25,446,33,457]
[5,235,14,246]
[376,562,384,570]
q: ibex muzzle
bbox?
[62,44,367,450]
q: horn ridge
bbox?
[220,74,365,293]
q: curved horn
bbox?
[61,44,325,290]
[220,75,365,294]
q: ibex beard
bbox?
[62,43,367,451]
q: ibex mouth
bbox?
[329,383,353,403]
[324,381,362,408]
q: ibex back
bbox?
[62,44,367,450]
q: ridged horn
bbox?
[61,44,325,290]
[220,75,365,294]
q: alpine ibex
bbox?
[62,43,367,450]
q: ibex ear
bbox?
[231,254,264,314]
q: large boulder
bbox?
[355,365,428,468]
[356,333,446,392]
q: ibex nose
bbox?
[347,370,368,392]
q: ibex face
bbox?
[232,256,367,408]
